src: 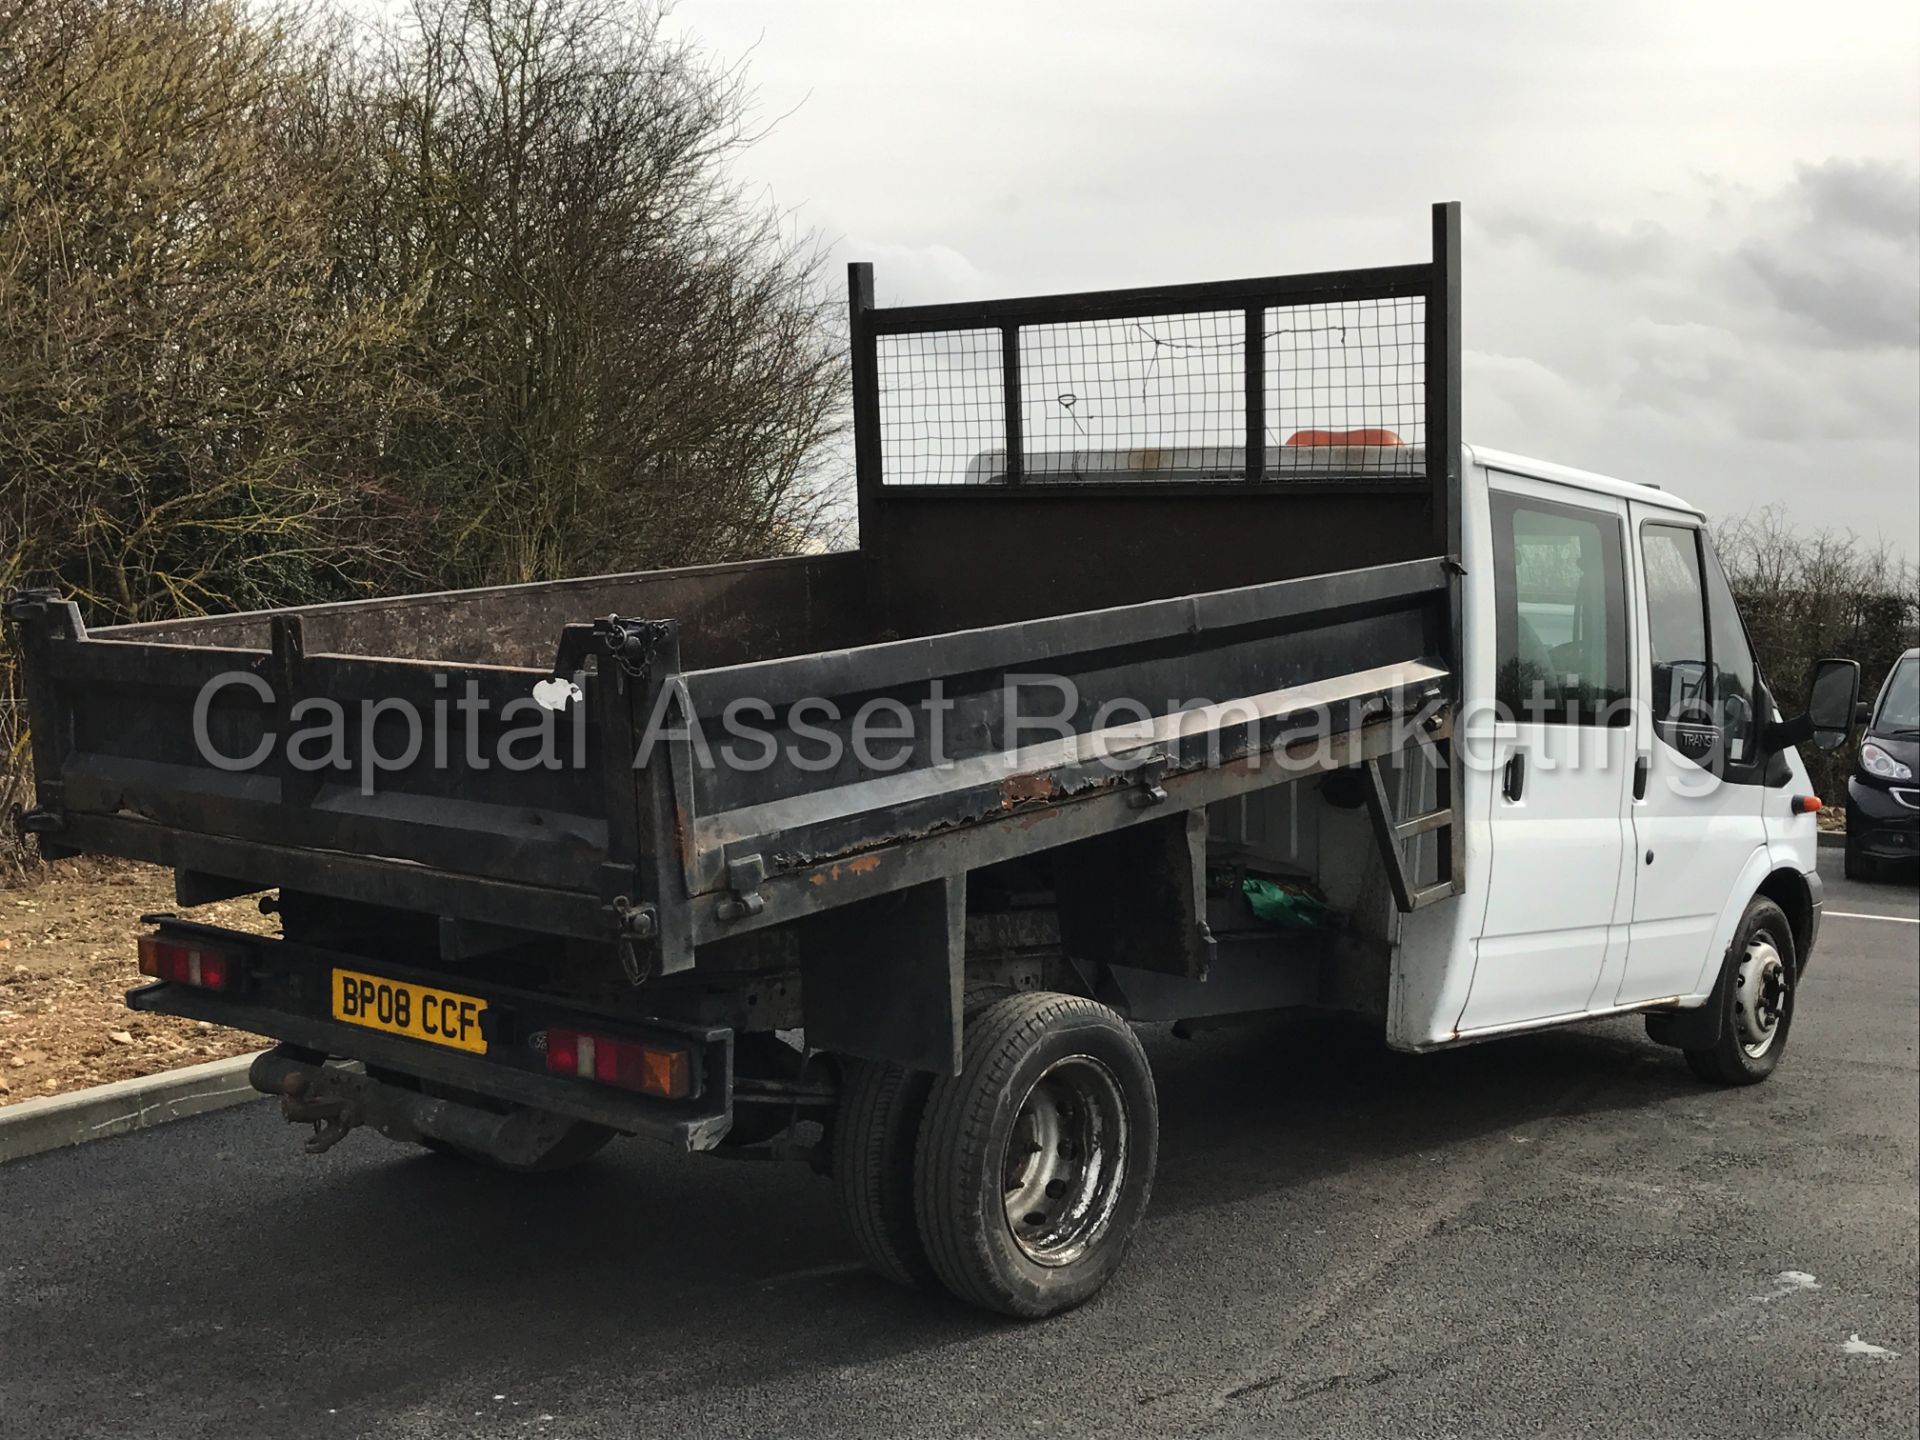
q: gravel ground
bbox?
[0,860,268,1104]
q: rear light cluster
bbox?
[137,934,241,991]
[544,1027,692,1099]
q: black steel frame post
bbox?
[1426,200,1465,894]
[632,623,694,977]
[1244,305,1266,482]
[1000,323,1024,485]
[847,261,885,600]
[3,591,82,859]
[581,617,693,978]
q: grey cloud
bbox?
[1479,213,1679,280]
[1486,163,1919,355]
[1784,158,1920,246]
[1736,242,1919,350]
[1733,159,1920,351]
[1463,162,1916,550]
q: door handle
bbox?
[1503,752,1526,803]
[1633,754,1649,801]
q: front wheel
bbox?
[913,993,1157,1318]
[1684,897,1797,1086]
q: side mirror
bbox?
[1805,658,1862,752]
[1855,700,1872,728]
[1760,657,1861,755]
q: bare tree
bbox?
[0,0,427,620]
[1,0,435,870]
[332,0,848,585]
[1,0,848,872]
[1713,507,1920,798]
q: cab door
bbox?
[1456,477,1635,1033]
[1615,511,1769,1003]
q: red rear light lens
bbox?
[546,1027,579,1075]
[543,1027,691,1099]
[136,935,240,991]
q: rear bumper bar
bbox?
[128,920,734,1151]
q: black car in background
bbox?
[1846,647,1920,881]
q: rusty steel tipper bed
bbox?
[8,203,1465,1112]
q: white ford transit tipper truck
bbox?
[8,203,1860,1317]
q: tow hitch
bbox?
[276,1069,356,1154]
[251,1047,586,1165]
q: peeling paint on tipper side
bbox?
[806,854,887,886]
[687,703,1428,948]
[998,773,1061,809]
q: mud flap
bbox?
[1645,963,1728,1050]
[798,874,965,1075]
[1054,809,1216,981]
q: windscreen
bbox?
[1875,655,1919,733]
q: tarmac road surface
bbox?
[1,849,1914,1439]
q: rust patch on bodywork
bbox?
[808,853,886,886]
[998,773,1059,809]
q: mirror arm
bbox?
[1761,712,1814,754]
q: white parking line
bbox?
[1825,910,1920,925]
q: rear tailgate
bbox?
[8,592,649,948]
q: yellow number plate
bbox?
[331,969,489,1055]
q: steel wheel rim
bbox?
[1001,1055,1129,1267]
[1733,935,1789,1058]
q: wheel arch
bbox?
[1648,871,1804,1055]
[1754,865,1815,974]
[1692,846,1780,996]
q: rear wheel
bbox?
[831,1058,938,1291]
[1684,897,1797,1086]
[913,993,1157,1318]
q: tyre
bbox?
[1844,837,1879,883]
[832,1058,939,1291]
[913,993,1157,1319]
[1684,897,1797,1086]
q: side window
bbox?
[1702,541,1760,764]
[1493,491,1630,725]
[1640,524,1715,759]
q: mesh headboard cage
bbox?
[851,203,1458,503]
[846,203,1462,640]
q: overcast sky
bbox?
[665,0,1920,555]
